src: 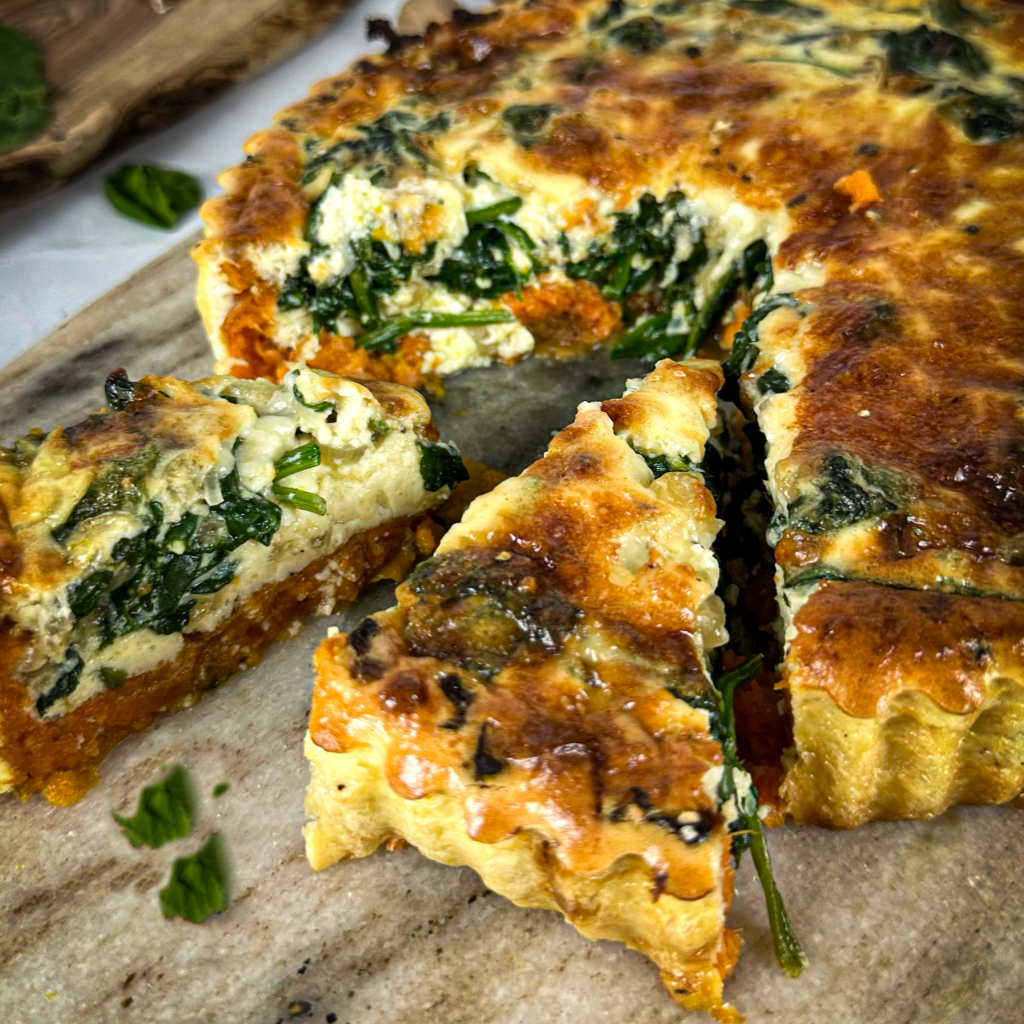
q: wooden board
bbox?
[0,0,356,207]
[0,242,1022,1024]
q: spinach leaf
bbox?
[713,657,806,978]
[729,0,823,18]
[786,453,903,534]
[274,442,321,480]
[35,647,84,716]
[68,569,114,618]
[608,17,667,53]
[432,220,538,300]
[271,483,327,516]
[723,293,801,379]
[502,104,557,148]
[104,165,201,229]
[113,765,197,849]
[418,441,469,492]
[757,367,791,395]
[159,833,231,924]
[946,88,1024,143]
[292,384,333,414]
[302,110,450,182]
[0,25,49,155]
[356,309,516,354]
[53,448,160,545]
[881,25,988,79]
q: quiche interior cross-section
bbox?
[199,0,1024,830]
[0,366,465,802]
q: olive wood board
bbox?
[0,0,357,208]
[0,236,1021,1024]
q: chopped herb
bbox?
[274,442,321,480]
[356,309,515,354]
[271,483,327,516]
[642,452,692,477]
[212,782,230,798]
[292,384,333,414]
[159,833,231,924]
[713,657,806,978]
[368,418,390,436]
[35,647,84,716]
[465,197,523,225]
[113,765,197,849]
[99,667,128,690]
[502,104,557,147]
[418,441,469,492]
[0,25,49,155]
[104,164,201,229]
[608,17,667,53]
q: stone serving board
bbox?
[0,236,1020,1024]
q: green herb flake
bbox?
[159,833,231,924]
[0,25,49,155]
[104,164,202,229]
[418,441,469,492]
[113,765,197,849]
[212,782,230,798]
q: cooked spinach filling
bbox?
[41,461,284,714]
[782,453,905,536]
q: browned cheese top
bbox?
[310,360,737,898]
[784,579,1024,717]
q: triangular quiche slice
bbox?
[304,359,795,1019]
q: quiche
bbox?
[199,0,1024,829]
[304,360,804,1020]
[0,365,464,803]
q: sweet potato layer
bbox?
[0,515,427,800]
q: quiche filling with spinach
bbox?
[0,366,462,721]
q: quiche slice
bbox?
[0,365,463,803]
[304,360,802,1019]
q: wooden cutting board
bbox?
[0,0,356,207]
[0,237,1021,1024]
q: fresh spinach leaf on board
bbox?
[104,164,202,228]
[0,25,49,155]
[113,765,198,849]
[159,833,231,923]
[418,441,469,492]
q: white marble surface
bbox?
[0,0,405,370]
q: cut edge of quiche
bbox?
[0,365,463,803]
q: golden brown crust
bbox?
[0,515,426,800]
[780,580,1024,826]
